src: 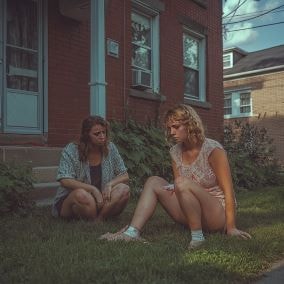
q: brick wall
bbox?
[224,70,284,165]
[105,0,224,142]
[47,0,90,146]
[44,0,223,146]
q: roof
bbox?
[224,45,284,76]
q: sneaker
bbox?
[188,239,205,250]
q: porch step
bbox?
[32,166,58,183]
[0,146,62,167]
[29,182,59,206]
[31,165,59,206]
[0,146,62,206]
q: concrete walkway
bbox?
[255,259,284,284]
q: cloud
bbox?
[223,23,258,48]
[223,0,260,48]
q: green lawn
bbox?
[1,186,284,284]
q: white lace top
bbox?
[170,138,225,204]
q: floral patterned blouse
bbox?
[170,138,226,207]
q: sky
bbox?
[222,0,284,52]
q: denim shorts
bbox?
[54,194,69,216]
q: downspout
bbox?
[123,0,127,123]
[90,0,107,117]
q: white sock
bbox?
[123,226,140,238]
[191,229,205,242]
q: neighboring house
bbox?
[223,45,284,166]
[0,0,224,147]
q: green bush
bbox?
[223,121,281,190]
[110,120,172,195]
[0,162,35,216]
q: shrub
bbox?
[223,121,281,190]
[0,162,35,216]
[110,120,172,195]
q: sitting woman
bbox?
[51,115,130,221]
[101,104,251,248]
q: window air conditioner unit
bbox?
[132,69,152,89]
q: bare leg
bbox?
[128,176,188,230]
[97,183,130,220]
[174,176,225,232]
[60,188,98,220]
[100,176,188,240]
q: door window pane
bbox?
[6,0,38,91]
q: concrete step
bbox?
[29,182,59,204]
[0,146,62,167]
[32,166,58,183]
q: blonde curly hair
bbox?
[164,104,205,145]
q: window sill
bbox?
[184,98,212,109]
[224,114,253,119]
[129,88,166,102]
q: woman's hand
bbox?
[102,183,112,202]
[227,228,252,239]
[90,187,104,209]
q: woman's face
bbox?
[166,120,188,143]
[89,124,107,146]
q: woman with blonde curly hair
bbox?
[51,116,130,221]
[101,104,251,248]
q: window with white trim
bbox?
[183,31,206,101]
[131,8,159,92]
[224,91,252,118]
[223,52,233,69]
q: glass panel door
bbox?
[2,0,43,134]
[0,0,4,130]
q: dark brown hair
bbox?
[78,116,110,161]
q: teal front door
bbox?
[0,0,44,134]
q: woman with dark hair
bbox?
[51,116,129,221]
[101,104,251,248]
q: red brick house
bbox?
[223,45,284,166]
[0,0,223,147]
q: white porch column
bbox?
[90,0,106,117]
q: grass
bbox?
[0,186,284,284]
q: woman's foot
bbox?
[99,225,147,243]
[107,232,142,241]
[188,239,205,250]
[99,225,128,240]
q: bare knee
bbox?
[144,176,167,193]
[72,188,93,205]
[72,188,97,218]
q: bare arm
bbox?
[60,178,103,203]
[105,172,129,188]
[209,148,236,230]
[172,160,180,179]
[102,172,129,201]
[209,148,251,239]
